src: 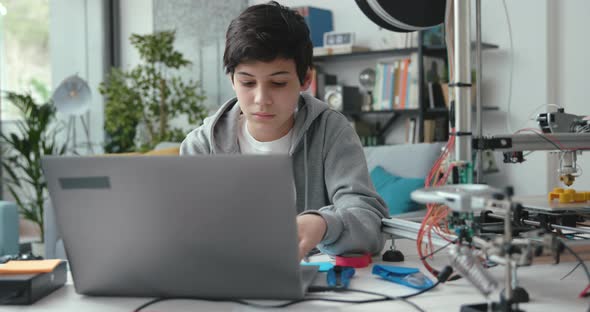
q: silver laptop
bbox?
[41,155,318,299]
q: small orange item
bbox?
[548,188,590,204]
[0,259,62,274]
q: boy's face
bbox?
[232,58,311,142]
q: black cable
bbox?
[133,266,455,312]
[531,131,564,151]
[420,240,455,260]
[308,286,426,312]
[561,262,582,281]
[559,239,590,283]
[558,239,590,298]
[133,268,455,312]
[237,296,391,308]
[134,296,392,312]
[420,243,462,282]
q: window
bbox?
[0,0,51,121]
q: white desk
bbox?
[4,240,589,312]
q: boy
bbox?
[180,1,388,260]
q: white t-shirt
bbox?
[238,115,293,154]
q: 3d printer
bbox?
[356,1,590,311]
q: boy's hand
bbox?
[296,214,327,261]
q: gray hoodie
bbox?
[180,93,388,255]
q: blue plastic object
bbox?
[301,261,334,272]
[327,266,355,288]
[0,201,19,256]
[372,265,434,290]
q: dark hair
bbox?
[223,1,313,85]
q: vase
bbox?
[31,241,46,258]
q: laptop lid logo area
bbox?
[58,176,111,190]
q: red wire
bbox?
[425,129,455,187]
[425,134,454,197]
[417,129,456,275]
[579,284,590,298]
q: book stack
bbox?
[372,53,445,111]
[373,55,416,111]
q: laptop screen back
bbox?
[42,155,307,299]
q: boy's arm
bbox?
[303,122,389,256]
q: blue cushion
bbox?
[370,166,425,215]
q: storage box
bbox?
[293,6,333,47]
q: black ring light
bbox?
[355,0,447,32]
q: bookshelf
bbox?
[313,42,498,62]
[311,31,498,146]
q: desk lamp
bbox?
[52,74,93,154]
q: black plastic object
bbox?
[502,287,530,304]
[382,249,405,262]
[355,0,447,32]
[0,261,67,305]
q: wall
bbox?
[119,0,153,69]
[482,0,590,193]
[153,0,247,116]
[477,0,552,195]
[552,0,590,190]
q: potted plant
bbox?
[1,91,67,248]
[99,30,208,153]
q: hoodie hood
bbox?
[201,93,329,154]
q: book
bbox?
[433,117,449,142]
[423,55,446,83]
[427,82,446,109]
[428,82,436,109]
[399,58,410,109]
[392,61,401,108]
[423,120,435,143]
[406,118,417,144]
[373,63,383,111]
[381,63,392,110]
[440,83,450,108]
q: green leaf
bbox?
[1,89,65,230]
[101,30,206,153]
